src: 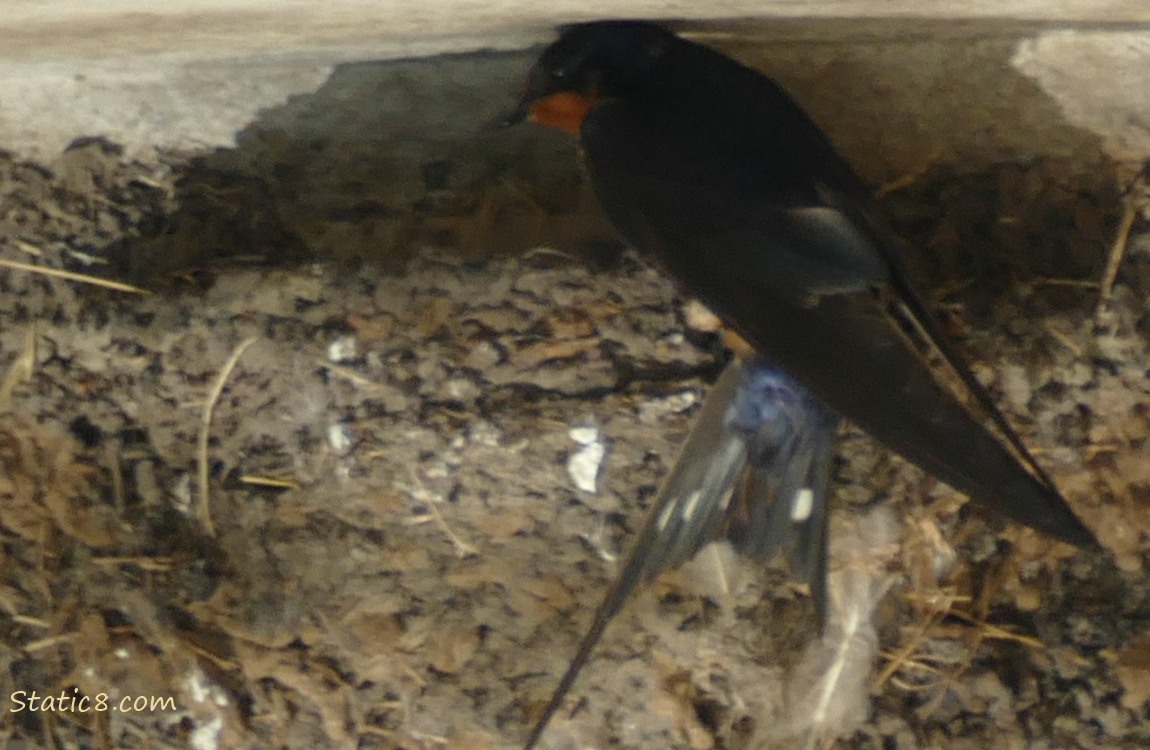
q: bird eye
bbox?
[549,65,568,80]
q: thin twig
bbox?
[197,336,257,536]
[876,150,940,198]
[1097,198,1138,314]
[91,556,175,571]
[874,597,951,690]
[239,475,300,490]
[317,360,386,389]
[942,608,1045,649]
[23,633,76,653]
[12,239,44,257]
[1031,277,1100,289]
[402,468,477,557]
[1045,324,1084,357]
[0,257,150,295]
[106,442,126,512]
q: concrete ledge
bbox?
[2,5,1150,160]
[2,7,1142,280]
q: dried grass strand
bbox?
[197,336,257,536]
[0,257,150,295]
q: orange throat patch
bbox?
[528,91,596,135]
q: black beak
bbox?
[500,99,531,127]
[479,98,531,132]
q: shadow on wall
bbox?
[112,21,1124,299]
[113,48,621,282]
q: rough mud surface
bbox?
[1,139,1149,750]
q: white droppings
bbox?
[469,420,502,447]
[185,666,231,708]
[187,671,208,704]
[170,473,192,513]
[424,461,451,478]
[65,249,102,266]
[444,377,480,401]
[327,423,352,454]
[568,425,599,445]
[568,443,605,493]
[567,426,605,493]
[791,487,815,523]
[190,716,223,750]
[326,335,358,363]
[637,390,698,424]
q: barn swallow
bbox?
[509,19,1098,745]
[523,357,840,749]
[508,20,1095,549]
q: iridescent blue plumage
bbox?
[724,360,840,606]
[523,358,840,749]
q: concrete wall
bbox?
[3,4,1146,276]
[3,3,1150,159]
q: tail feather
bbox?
[523,359,839,749]
[723,361,840,609]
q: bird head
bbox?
[504,20,675,134]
